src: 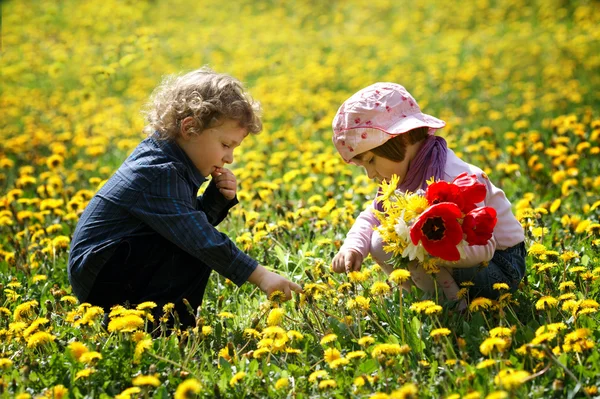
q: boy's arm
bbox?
[197,178,238,226]
[131,166,256,286]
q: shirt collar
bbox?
[151,132,206,187]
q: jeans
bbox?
[85,234,212,329]
[453,242,526,300]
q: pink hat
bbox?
[332,82,446,162]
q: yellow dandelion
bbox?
[134,338,153,364]
[535,296,558,310]
[389,269,411,285]
[494,369,530,389]
[174,379,202,399]
[348,271,368,283]
[347,350,367,360]
[320,333,338,345]
[275,378,289,390]
[480,337,508,356]
[267,308,284,326]
[476,359,497,369]
[493,283,509,291]
[469,297,493,312]
[132,374,160,387]
[489,327,513,338]
[75,368,96,380]
[217,311,236,319]
[329,358,350,369]
[430,328,451,340]
[324,347,341,364]
[136,301,157,310]
[358,336,375,347]
[68,342,89,361]
[79,351,102,364]
[308,370,328,383]
[318,379,337,389]
[108,315,145,333]
[26,331,55,348]
[391,382,418,398]
[370,281,391,296]
[0,358,13,369]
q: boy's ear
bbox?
[180,117,197,139]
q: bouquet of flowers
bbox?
[374,172,497,266]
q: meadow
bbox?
[1,0,599,397]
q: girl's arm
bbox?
[339,205,380,260]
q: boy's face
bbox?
[177,118,248,177]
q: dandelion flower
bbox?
[358,336,375,347]
[134,338,153,364]
[469,297,493,312]
[318,379,337,389]
[320,333,338,345]
[68,342,89,361]
[75,368,96,380]
[132,374,160,387]
[389,269,411,284]
[535,296,558,310]
[174,379,202,399]
[480,337,508,356]
[308,370,328,383]
[370,281,391,296]
[347,350,367,360]
[324,347,341,364]
[430,328,451,340]
[275,378,289,390]
[267,308,284,326]
[494,369,530,389]
[79,351,102,364]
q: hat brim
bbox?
[383,112,446,136]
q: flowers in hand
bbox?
[375,172,497,263]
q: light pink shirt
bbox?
[340,149,525,268]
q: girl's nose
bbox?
[365,166,376,180]
[223,151,233,164]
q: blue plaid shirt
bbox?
[68,134,258,300]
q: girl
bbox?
[331,82,526,302]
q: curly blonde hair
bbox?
[142,66,262,139]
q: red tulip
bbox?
[451,172,487,213]
[425,180,465,210]
[462,206,497,245]
[410,202,463,261]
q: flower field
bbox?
[2,0,600,397]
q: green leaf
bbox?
[581,254,590,266]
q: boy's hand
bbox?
[332,249,363,273]
[211,167,237,200]
[248,265,303,301]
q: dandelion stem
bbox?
[147,351,201,381]
[541,346,591,399]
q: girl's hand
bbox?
[247,265,303,301]
[332,249,363,273]
[211,167,237,200]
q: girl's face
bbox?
[352,151,410,183]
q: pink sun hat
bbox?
[332,82,446,162]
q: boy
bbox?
[68,67,302,328]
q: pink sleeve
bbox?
[340,205,380,259]
[443,237,497,268]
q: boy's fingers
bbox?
[289,281,303,293]
[283,286,292,301]
[219,188,236,199]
